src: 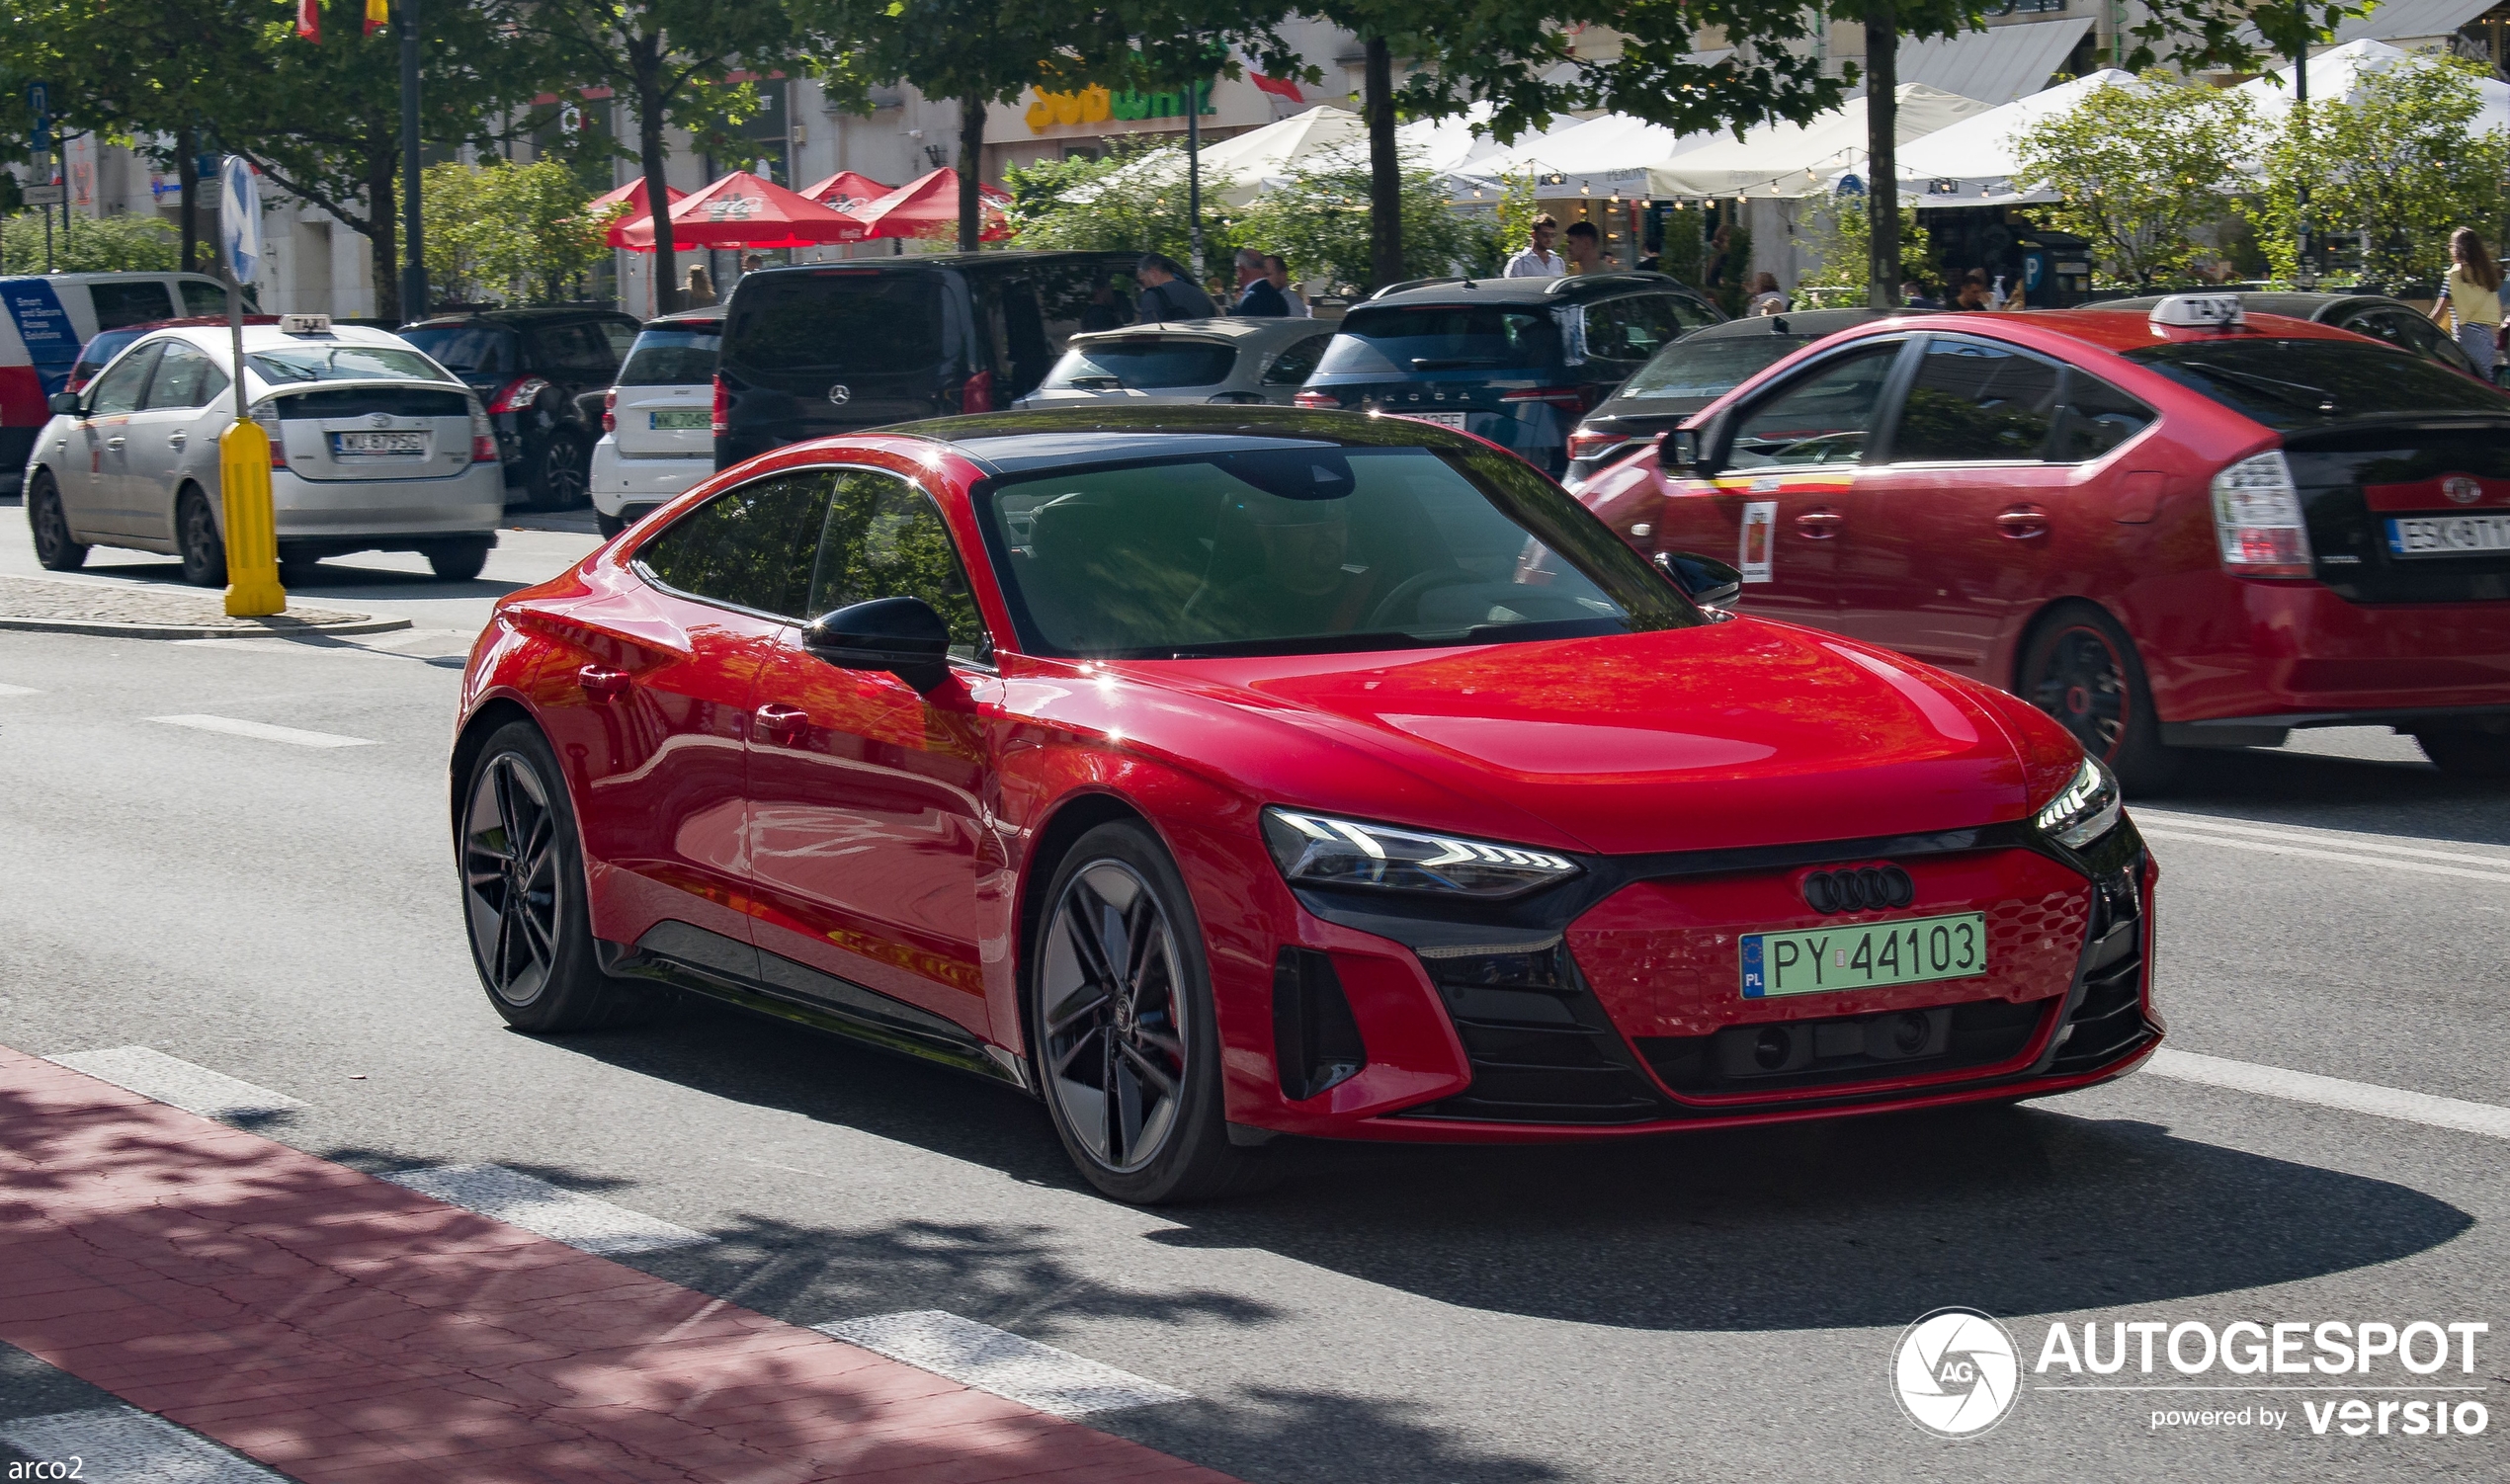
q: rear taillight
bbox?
[1294,389,1337,410]
[470,403,497,464]
[963,370,995,414]
[2211,452,2313,577]
[711,375,728,436]
[247,400,288,467]
[1502,386,1601,411]
[487,375,549,415]
[1566,429,1626,461]
[601,388,617,434]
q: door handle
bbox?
[104,437,126,452]
[754,703,809,747]
[577,664,630,701]
[1793,508,1843,537]
[167,431,187,447]
[1994,508,2050,538]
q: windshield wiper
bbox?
[2177,360,2338,414]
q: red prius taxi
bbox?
[453,407,2156,1202]
[1581,295,2510,787]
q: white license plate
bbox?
[333,431,426,455]
[1401,411,1468,429]
[2388,514,2510,556]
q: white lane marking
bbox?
[0,682,39,696]
[0,1405,288,1482]
[2146,1049,2510,1142]
[816,1310,1191,1417]
[2136,827,2510,888]
[47,1046,306,1123]
[2135,808,2510,869]
[146,713,376,749]
[379,1163,710,1256]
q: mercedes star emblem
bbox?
[827,384,852,406]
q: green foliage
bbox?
[1003,143,1239,266]
[2013,79,2253,286]
[423,159,620,306]
[1492,171,1541,265]
[0,209,180,273]
[1656,206,1705,286]
[1233,148,1488,294]
[1799,198,1929,289]
[1711,222,1754,316]
[2250,56,2510,286]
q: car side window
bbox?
[180,281,228,317]
[533,322,615,375]
[807,468,986,662]
[1262,332,1332,385]
[1583,295,1694,365]
[2047,370,2156,462]
[1723,340,1902,470]
[633,471,835,618]
[88,281,177,331]
[1889,337,2065,464]
[142,342,229,410]
[86,343,163,416]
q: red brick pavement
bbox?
[0,1045,1240,1483]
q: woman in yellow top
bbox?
[2429,226,2502,382]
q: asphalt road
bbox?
[2,511,2503,1483]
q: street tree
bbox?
[423,157,621,305]
[2012,78,2253,287]
[1003,140,1245,266]
[1235,144,1488,291]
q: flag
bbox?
[295,0,319,41]
[1250,72,1302,104]
[365,0,386,35]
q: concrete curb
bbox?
[0,612,413,640]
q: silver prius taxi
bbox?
[23,317,506,583]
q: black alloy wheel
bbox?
[1032,822,1263,1203]
[28,472,87,571]
[527,431,590,510]
[2019,603,2178,793]
[459,721,645,1031]
[176,486,226,588]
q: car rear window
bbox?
[723,273,946,374]
[248,344,449,384]
[619,325,722,386]
[1618,336,1811,401]
[1315,305,1559,376]
[1047,338,1237,390]
[400,324,518,375]
[71,328,145,382]
[2124,339,2506,429]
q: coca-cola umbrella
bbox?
[586,177,688,248]
[614,170,867,250]
[852,168,1012,242]
[799,170,897,223]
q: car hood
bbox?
[1082,618,2061,858]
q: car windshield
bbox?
[976,444,1694,659]
[618,326,721,386]
[399,324,518,375]
[1047,338,1238,390]
[247,344,451,385]
[1314,305,1559,376]
[2125,339,2506,429]
[1619,335,1811,402]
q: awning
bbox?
[1462,113,1716,199]
[1889,19,2093,108]
[1080,105,1366,207]
[1884,70,2135,206]
[2332,0,2501,43]
[1646,85,1991,199]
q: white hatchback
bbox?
[1013,316,1337,410]
[22,320,506,583]
[590,307,722,537]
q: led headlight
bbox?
[1261,807,1582,898]
[2034,757,2123,851]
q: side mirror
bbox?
[802,596,951,693]
[1655,549,1743,611]
[48,391,83,417]
[1684,413,1728,478]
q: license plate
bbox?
[1401,411,1468,429]
[1740,912,1987,999]
[649,409,710,430]
[2387,514,2510,556]
[332,431,425,455]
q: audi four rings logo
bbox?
[2444,475,2483,505]
[827,384,852,406]
[1802,865,1916,914]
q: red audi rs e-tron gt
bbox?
[453,407,2158,1202]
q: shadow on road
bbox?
[2141,743,2510,848]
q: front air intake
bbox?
[1273,948,1367,1101]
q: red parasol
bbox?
[586,178,688,248]
[613,170,868,251]
[852,168,1012,242]
[799,170,898,221]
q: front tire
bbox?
[460,720,647,1031]
[2019,603,2179,793]
[2414,721,2510,781]
[1031,821,1259,1204]
[28,471,87,571]
[176,485,226,588]
[595,510,629,539]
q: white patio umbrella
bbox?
[1647,85,1990,200]
[2234,38,2510,134]
[1879,69,2136,206]
[1461,113,1717,200]
[1080,105,1367,208]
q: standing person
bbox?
[1745,272,1787,315]
[1703,222,1735,289]
[740,252,766,278]
[683,264,715,307]
[1232,247,1290,316]
[2431,226,2503,382]
[1504,215,1564,278]
[1265,254,1311,317]
[1134,253,1216,322]
[1563,220,1604,273]
[1953,272,1991,310]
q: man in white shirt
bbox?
[1503,215,1564,278]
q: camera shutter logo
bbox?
[1892,1307,2021,1438]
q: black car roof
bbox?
[1683,307,1890,340]
[741,249,1135,281]
[1359,272,1710,309]
[885,405,1484,474]
[403,307,637,329]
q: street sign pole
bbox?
[216,155,285,617]
[398,0,426,321]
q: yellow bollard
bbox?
[218,419,287,617]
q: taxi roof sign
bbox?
[279,312,333,335]
[2148,293,2245,331]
